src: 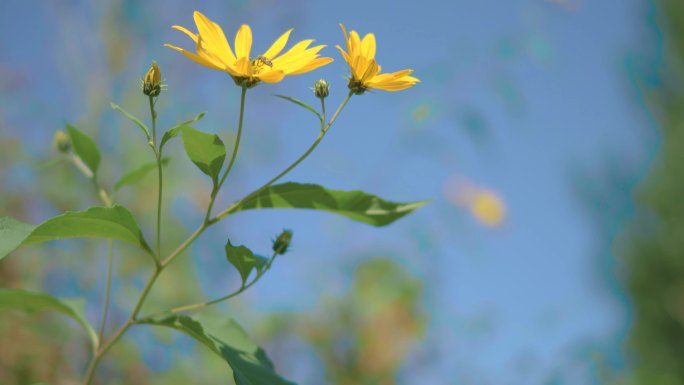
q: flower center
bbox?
[251,55,273,75]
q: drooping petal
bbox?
[263,29,293,60]
[234,24,253,59]
[335,45,351,64]
[287,57,334,75]
[256,69,286,83]
[164,44,223,71]
[172,25,198,43]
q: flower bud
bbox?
[272,229,293,255]
[142,62,162,97]
[313,79,329,99]
[53,130,71,153]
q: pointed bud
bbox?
[142,62,162,97]
[53,130,71,153]
[272,229,293,255]
[313,79,329,99]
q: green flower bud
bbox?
[313,79,329,99]
[53,130,71,153]
[142,62,162,97]
[272,229,293,255]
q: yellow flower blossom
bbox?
[336,24,419,94]
[165,11,333,88]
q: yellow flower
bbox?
[165,11,333,88]
[336,24,419,94]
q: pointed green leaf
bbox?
[229,182,429,227]
[225,240,267,285]
[0,217,35,260]
[0,288,98,350]
[114,157,170,191]
[139,315,296,385]
[111,102,150,139]
[66,124,101,177]
[180,127,226,185]
[161,112,207,150]
[274,95,322,123]
[0,205,152,259]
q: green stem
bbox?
[211,92,353,223]
[81,265,160,385]
[149,95,163,261]
[80,90,352,385]
[97,240,114,344]
[205,86,247,222]
[144,252,278,318]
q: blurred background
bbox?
[0,0,681,384]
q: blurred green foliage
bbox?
[625,1,684,384]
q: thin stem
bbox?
[97,240,114,344]
[212,92,354,223]
[149,95,163,261]
[144,252,278,318]
[160,222,207,268]
[205,86,247,222]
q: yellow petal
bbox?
[234,24,252,59]
[164,44,223,71]
[193,11,236,63]
[360,33,376,59]
[235,56,252,76]
[349,30,361,57]
[287,57,334,75]
[172,25,198,43]
[335,45,351,65]
[256,69,286,83]
[197,38,231,70]
[263,28,293,60]
[367,79,418,91]
[360,59,379,83]
[340,24,351,55]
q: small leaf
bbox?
[0,217,35,261]
[66,124,101,177]
[0,288,98,350]
[225,240,267,285]
[111,102,150,139]
[160,112,206,150]
[229,182,430,227]
[139,315,296,385]
[274,95,322,122]
[180,127,226,185]
[114,157,170,191]
[0,205,152,259]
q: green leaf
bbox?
[139,315,296,385]
[111,102,151,139]
[229,182,430,227]
[114,157,170,191]
[0,217,35,260]
[66,124,101,177]
[180,127,226,185]
[0,205,152,259]
[225,240,268,285]
[274,95,322,123]
[0,288,98,350]
[160,112,206,150]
